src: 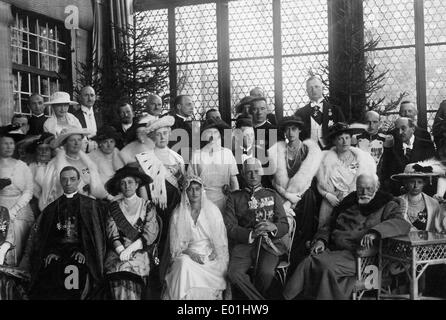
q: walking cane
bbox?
[253,234,262,285]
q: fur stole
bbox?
[39,148,106,210]
[317,146,377,194]
[269,139,323,195]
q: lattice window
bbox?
[425,0,446,126]
[175,3,218,119]
[281,0,329,116]
[136,9,170,109]
[229,0,274,118]
[363,0,417,109]
[11,8,70,115]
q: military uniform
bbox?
[355,132,387,169]
[224,185,289,300]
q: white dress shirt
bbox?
[81,105,97,137]
[309,98,325,146]
[403,134,415,156]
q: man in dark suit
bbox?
[249,96,282,151]
[112,102,138,148]
[28,93,47,135]
[382,117,437,195]
[294,76,345,148]
[224,158,289,300]
[168,95,194,155]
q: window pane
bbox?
[281,0,328,55]
[364,0,415,48]
[229,0,273,59]
[177,62,219,119]
[176,3,217,63]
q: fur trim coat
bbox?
[268,139,323,196]
[317,146,377,196]
[39,148,106,210]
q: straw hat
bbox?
[391,160,446,181]
[53,127,90,148]
[146,115,175,134]
[44,91,78,106]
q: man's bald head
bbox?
[395,117,415,144]
[365,111,380,135]
[80,85,96,109]
[145,93,163,117]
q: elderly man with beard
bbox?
[283,173,410,300]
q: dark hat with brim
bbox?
[279,116,305,131]
[325,122,367,142]
[200,118,230,133]
[92,126,122,143]
[391,161,445,182]
[235,115,254,128]
[235,96,255,114]
[25,132,55,154]
[105,165,153,196]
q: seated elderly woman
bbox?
[317,122,376,230]
[163,175,228,300]
[392,160,446,232]
[283,174,411,300]
[136,115,185,284]
[104,165,159,300]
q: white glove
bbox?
[325,193,340,207]
[0,242,11,265]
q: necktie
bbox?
[311,104,323,125]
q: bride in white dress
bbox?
[164,175,228,300]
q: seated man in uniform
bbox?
[283,173,410,300]
[224,158,289,300]
[28,166,106,300]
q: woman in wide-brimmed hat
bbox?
[135,115,185,282]
[89,126,124,192]
[392,160,446,232]
[39,126,106,210]
[267,115,323,271]
[316,122,376,229]
[104,165,159,300]
[188,117,239,213]
[42,91,82,136]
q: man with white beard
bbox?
[283,173,410,300]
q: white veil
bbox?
[169,175,229,272]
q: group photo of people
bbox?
[2,0,446,305]
[1,73,446,301]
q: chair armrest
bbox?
[355,245,378,258]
